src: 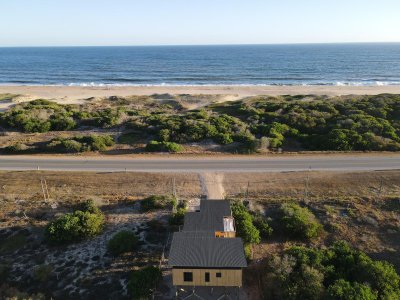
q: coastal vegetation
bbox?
[44,200,104,245]
[278,202,322,240]
[140,195,177,212]
[1,94,400,153]
[1,172,399,298]
[262,241,400,300]
[107,230,139,256]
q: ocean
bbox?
[0,43,399,86]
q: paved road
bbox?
[0,155,400,172]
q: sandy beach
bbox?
[1,85,400,102]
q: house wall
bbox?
[214,231,236,238]
[172,268,242,287]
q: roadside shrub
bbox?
[4,143,29,153]
[128,266,162,299]
[145,140,184,153]
[107,230,139,256]
[45,202,104,245]
[141,195,176,212]
[278,202,322,239]
[46,135,115,153]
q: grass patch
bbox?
[0,94,18,102]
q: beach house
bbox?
[168,200,247,288]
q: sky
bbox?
[1,0,400,47]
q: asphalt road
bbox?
[0,155,400,172]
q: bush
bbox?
[244,244,252,261]
[4,143,29,153]
[326,279,378,300]
[46,135,115,153]
[252,213,273,238]
[231,202,261,244]
[141,195,176,212]
[169,208,186,226]
[128,266,162,299]
[263,241,400,300]
[45,201,104,245]
[145,140,184,153]
[107,230,139,256]
[279,203,322,239]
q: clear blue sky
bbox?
[1,0,399,46]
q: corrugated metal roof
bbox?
[168,232,247,268]
[183,200,232,232]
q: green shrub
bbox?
[169,208,186,226]
[252,213,273,238]
[107,230,139,256]
[244,244,252,261]
[4,143,29,153]
[141,195,176,212]
[45,135,115,153]
[279,203,322,239]
[128,266,162,299]
[45,202,104,245]
[231,202,261,244]
[145,140,184,153]
[326,279,378,300]
[264,241,400,300]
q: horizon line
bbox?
[1,41,400,48]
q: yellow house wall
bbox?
[172,268,242,287]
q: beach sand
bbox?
[1,85,400,102]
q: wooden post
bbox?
[40,179,47,203]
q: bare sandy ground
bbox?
[1,85,400,103]
[199,173,226,199]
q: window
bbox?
[184,272,193,282]
[205,272,210,282]
[216,272,222,278]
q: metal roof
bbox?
[183,200,232,232]
[168,232,247,268]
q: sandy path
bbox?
[199,173,226,200]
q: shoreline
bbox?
[1,85,400,102]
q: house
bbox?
[168,200,247,288]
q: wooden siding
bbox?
[172,268,242,287]
[214,231,236,238]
